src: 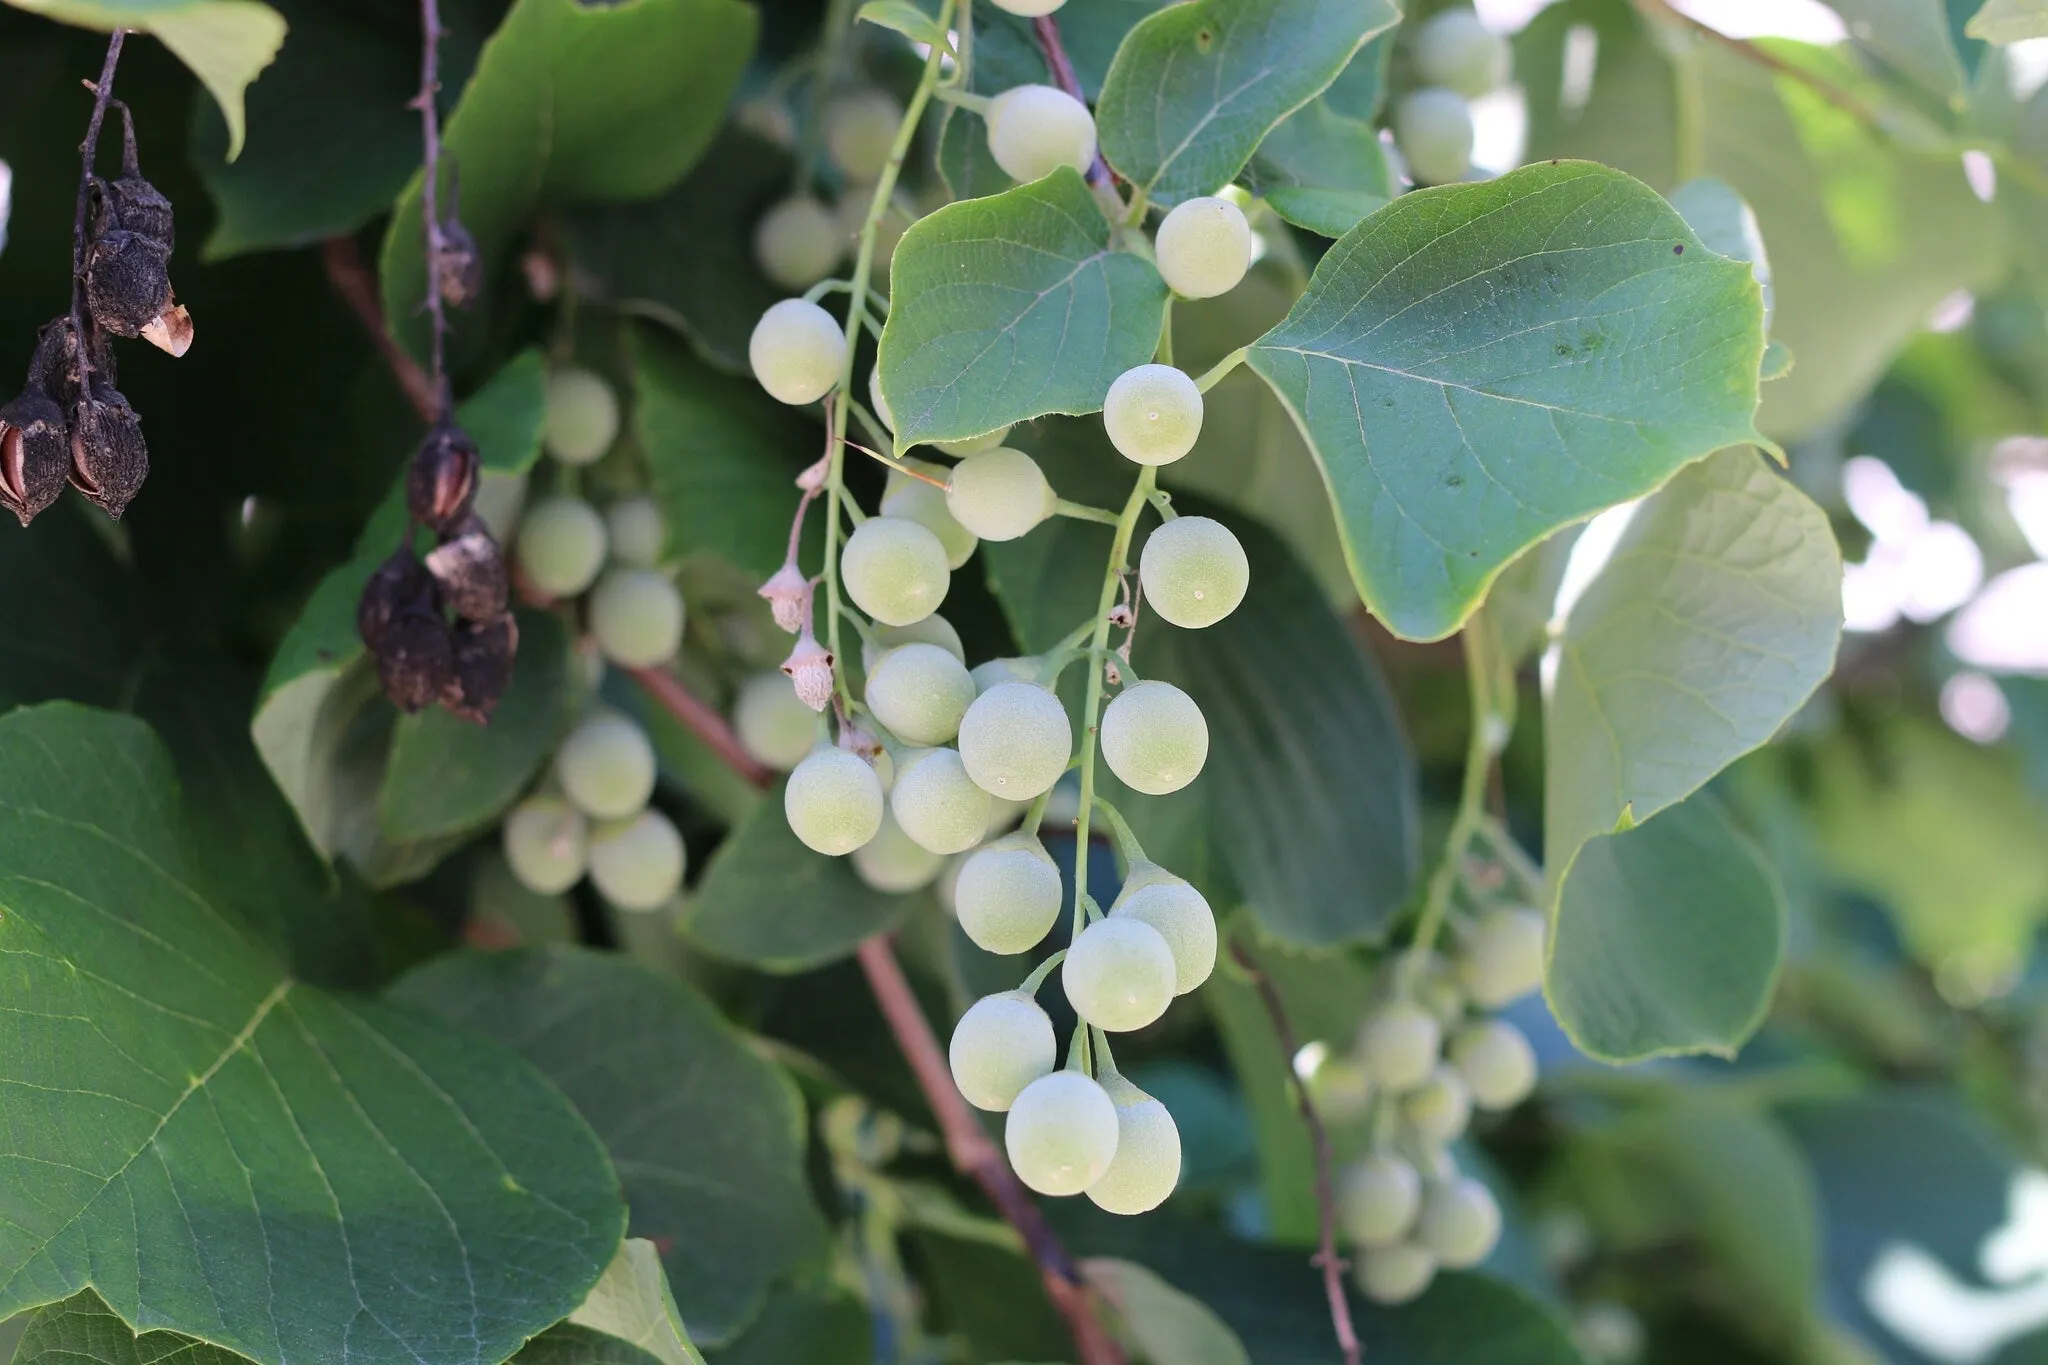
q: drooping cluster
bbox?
[751,87,915,291]
[1392,8,1512,187]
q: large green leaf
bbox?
[704,1282,870,1365]
[380,0,756,357]
[875,168,1168,449]
[971,2,1165,100]
[567,1239,707,1365]
[1971,0,2048,40]
[1241,99,1394,239]
[1093,0,1397,208]
[0,703,625,1364]
[1247,160,1768,642]
[7,0,286,157]
[394,948,830,1346]
[1548,794,1786,1062]
[1543,448,1841,874]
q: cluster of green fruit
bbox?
[751,88,913,292]
[493,367,690,914]
[1315,905,1548,1303]
[1392,7,1512,187]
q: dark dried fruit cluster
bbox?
[358,422,518,722]
[0,104,189,527]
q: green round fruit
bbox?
[1354,1243,1436,1305]
[1338,1152,1422,1247]
[588,568,685,668]
[1402,1064,1473,1145]
[986,85,1097,184]
[1450,1019,1537,1111]
[1099,681,1208,795]
[1154,196,1255,300]
[749,298,849,406]
[1139,515,1249,629]
[587,808,686,912]
[517,495,609,598]
[1418,1175,1501,1268]
[555,714,657,820]
[1102,364,1203,466]
[880,472,979,569]
[989,0,1064,15]
[863,613,967,672]
[957,681,1073,799]
[971,656,1040,692]
[954,832,1064,954]
[733,671,818,770]
[1413,8,1508,99]
[867,366,896,431]
[753,195,844,289]
[1063,916,1177,1032]
[502,794,589,895]
[785,745,887,854]
[1005,1070,1120,1196]
[946,448,1056,542]
[852,809,947,893]
[826,90,903,181]
[542,367,620,466]
[1109,869,1215,994]
[1357,1001,1441,1092]
[865,642,976,746]
[842,516,951,627]
[890,747,991,854]
[1396,88,1475,186]
[950,990,1057,1112]
[934,425,1013,456]
[1456,906,1547,1008]
[1087,1077,1182,1215]
[605,496,666,567]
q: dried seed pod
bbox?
[781,624,835,711]
[759,560,811,633]
[69,378,148,518]
[91,105,175,249]
[445,611,519,722]
[0,390,70,526]
[83,229,173,340]
[377,609,457,714]
[406,420,479,532]
[424,514,509,622]
[358,547,438,654]
[138,303,193,358]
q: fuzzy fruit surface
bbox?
[543,368,621,467]
[865,642,976,746]
[1458,906,1547,1008]
[1063,917,1177,1032]
[1396,88,1475,186]
[1005,1070,1120,1196]
[754,196,844,290]
[852,810,946,893]
[1451,1018,1537,1110]
[750,298,848,406]
[517,496,609,599]
[587,809,686,911]
[946,448,1055,542]
[957,681,1073,800]
[950,991,1057,1112]
[1419,1176,1502,1268]
[503,794,588,895]
[735,672,818,771]
[1103,365,1203,466]
[1099,681,1209,795]
[842,516,951,627]
[1087,1078,1182,1215]
[556,715,658,821]
[1355,1243,1435,1305]
[1154,197,1255,300]
[1139,516,1249,629]
[1338,1152,1422,1247]
[1358,1001,1441,1091]
[605,496,665,566]
[588,569,685,668]
[954,833,1064,955]
[1413,8,1508,99]
[786,745,886,855]
[1110,870,1216,995]
[890,747,991,854]
[986,85,1097,183]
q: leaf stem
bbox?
[1055,499,1122,526]
[1476,815,1546,899]
[1412,615,1502,955]
[1091,796,1147,871]
[1193,346,1248,392]
[1018,949,1068,997]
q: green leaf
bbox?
[857,0,946,48]
[684,778,919,971]
[9,1290,244,1365]
[1970,0,2048,40]
[1081,1258,1251,1365]
[876,168,1168,449]
[705,1281,871,1365]
[1242,99,1393,237]
[1829,0,1967,97]
[971,2,1166,100]
[1485,526,1581,664]
[1666,176,1774,329]
[1094,0,1398,208]
[380,0,757,359]
[1247,160,1769,642]
[1548,794,1786,1062]
[1262,186,1386,238]
[7,0,287,158]
[1542,447,1842,875]
[393,948,830,1346]
[514,1326,671,1365]
[569,1240,708,1365]
[0,703,625,1363]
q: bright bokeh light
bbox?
[1840,457,1984,633]
[1941,672,2012,745]
[1948,565,2048,675]
[1866,1171,2048,1363]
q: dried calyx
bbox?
[434,168,483,310]
[83,104,191,357]
[0,324,78,526]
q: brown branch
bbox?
[413,0,452,417]
[1031,16,1114,188]
[626,667,776,790]
[321,237,436,422]
[68,33,126,394]
[1629,0,1884,127]
[1228,939,1361,1365]
[856,935,1127,1365]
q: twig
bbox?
[321,237,436,421]
[1228,940,1361,1365]
[68,33,126,393]
[1629,0,1883,127]
[413,0,452,418]
[626,667,775,790]
[1411,620,1497,956]
[856,936,1127,1365]
[1030,16,1114,188]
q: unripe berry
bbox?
[1355,1243,1436,1305]
[749,298,848,406]
[517,495,609,598]
[1413,8,1508,99]
[986,85,1097,184]
[1099,681,1208,795]
[946,448,1056,542]
[954,832,1064,954]
[1139,516,1248,629]
[890,747,991,854]
[1064,916,1177,1032]
[950,991,1057,1112]
[880,472,979,570]
[502,794,588,895]
[1102,364,1203,466]
[842,516,951,627]
[555,714,657,820]
[588,568,685,667]
[958,681,1073,799]
[1006,1070,1120,1195]
[753,195,844,289]
[1109,868,1215,994]
[1087,1076,1181,1215]
[971,656,1040,692]
[1402,1064,1473,1145]
[1357,1001,1441,1092]
[863,613,967,671]
[543,367,620,466]
[825,90,903,182]
[587,808,686,911]
[605,496,665,567]
[734,671,818,770]
[1154,196,1255,300]
[1457,906,1547,1008]
[1337,1152,1422,1246]
[1450,1018,1538,1110]
[1395,88,1475,187]
[786,745,886,854]
[935,425,1014,456]
[1418,1176,1501,1268]
[989,0,1064,15]
[852,809,947,892]
[865,642,976,745]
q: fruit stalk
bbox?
[67,32,127,396]
[415,0,452,415]
[1412,614,1501,955]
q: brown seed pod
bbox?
[377,609,458,714]
[445,611,519,723]
[90,105,175,250]
[84,229,174,340]
[405,420,479,533]
[69,378,148,518]
[424,514,509,623]
[0,391,70,526]
[358,547,438,654]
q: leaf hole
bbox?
[1195,27,1214,50]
